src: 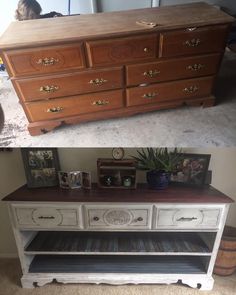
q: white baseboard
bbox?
[0,253,18,258]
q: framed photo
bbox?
[170,153,211,187]
[21,148,60,188]
[58,171,91,189]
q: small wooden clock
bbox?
[112,148,125,160]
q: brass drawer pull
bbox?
[143,47,149,52]
[183,86,199,94]
[40,85,59,93]
[36,57,59,66]
[143,92,158,99]
[186,27,197,32]
[184,38,201,47]
[47,107,63,113]
[89,78,108,85]
[92,100,109,106]
[176,217,198,222]
[187,64,205,71]
[38,216,55,220]
[143,70,160,78]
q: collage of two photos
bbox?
[0,1,236,295]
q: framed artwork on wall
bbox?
[21,148,60,188]
[170,153,211,187]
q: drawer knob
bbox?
[89,78,108,85]
[36,57,59,66]
[143,70,160,78]
[38,216,55,220]
[183,86,199,94]
[176,217,198,222]
[143,47,149,53]
[92,100,109,106]
[143,92,158,99]
[93,216,100,221]
[186,27,197,32]
[47,107,63,113]
[137,217,143,222]
[184,38,201,47]
[40,85,59,93]
[187,64,205,71]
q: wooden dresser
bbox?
[0,3,234,135]
[3,184,233,290]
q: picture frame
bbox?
[170,153,211,187]
[58,171,91,190]
[21,148,60,188]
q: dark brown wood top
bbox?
[0,2,234,50]
[2,183,234,204]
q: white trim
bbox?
[91,0,98,13]
[151,0,160,7]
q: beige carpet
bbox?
[0,259,235,295]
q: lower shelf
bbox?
[29,255,209,274]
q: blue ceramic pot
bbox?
[146,170,170,190]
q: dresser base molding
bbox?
[27,95,215,136]
[21,273,214,290]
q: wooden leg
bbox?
[28,120,65,136]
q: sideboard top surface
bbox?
[2,184,233,204]
[0,2,234,50]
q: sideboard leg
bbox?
[21,277,35,289]
[181,277,214,291]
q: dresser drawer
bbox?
[155,206,222,229]
[13,205,82,229]
[159,25,228,58]
[3,43,86,77]
[126,76,214,107]
[84,205,152,230]
[86,34,158,67]
[13,67,123,102]
[126,53,221,86]
[25,89,124,122]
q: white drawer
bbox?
[13,204,82,229]
[155,206,221,229]
[84,205,152,230]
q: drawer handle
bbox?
[143,47,149,53]
[183,86,199,94]
[184,39,201,47]
[38,216,55,220]
[36,57,59,66]
[93,217,100,221]
[89,78,108,85]
[40,85,59,93]
[143,70,160,78]
[143,92,158,99]
[137,217,143,222]
[92,100,109,106]
[187,64,205,71]
[186,27,197,32]
[176,217,198,222]
[47,107,63,113]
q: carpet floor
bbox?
[0,258,235,295]
[0,51,236,147]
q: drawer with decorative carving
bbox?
[126,54,221,86]
[159,25,229,58]
[86,34,158,67]
[154,206,222,229]
[25,89,124,122]
[3,43,86,77]
[12,205,82,229]
[126,76,214,107]
[13,67,124,102]
[84,205,153,230]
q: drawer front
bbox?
[160,25,228,58]
[126,76,214,107]
[126,53,221,86]
[14,206,81,229]
[4,43,85,77]
[14,67,123,102]
[25,89,124,122]
[85,205,152,230]
[155,207,221,229]
[86,34,158,67]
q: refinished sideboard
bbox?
[0,3,234,135]
[3,184,233,290]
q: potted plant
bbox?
[133,148,182,190]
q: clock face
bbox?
[112,148,125,160]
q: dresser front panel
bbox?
[86,34,158,67]
[25,89,124,122]
[13,67,124,102]
[126,76,214,107]
[4,43,86,77]
[159,25,228,58]
[126,54,221,86]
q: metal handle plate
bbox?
[89,78,108,86]
[143,92,158,99]
[187,64,205,71]
[92,100,109,106]
[36,57,59,66]
[183,86,199,94]
[47,107,63,113]
[40,85,59,93]
[184,39,201,47]
[143,70,160,78]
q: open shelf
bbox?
[25,231,212,255]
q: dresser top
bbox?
[0,2,234,50]
[2,184,233,204]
